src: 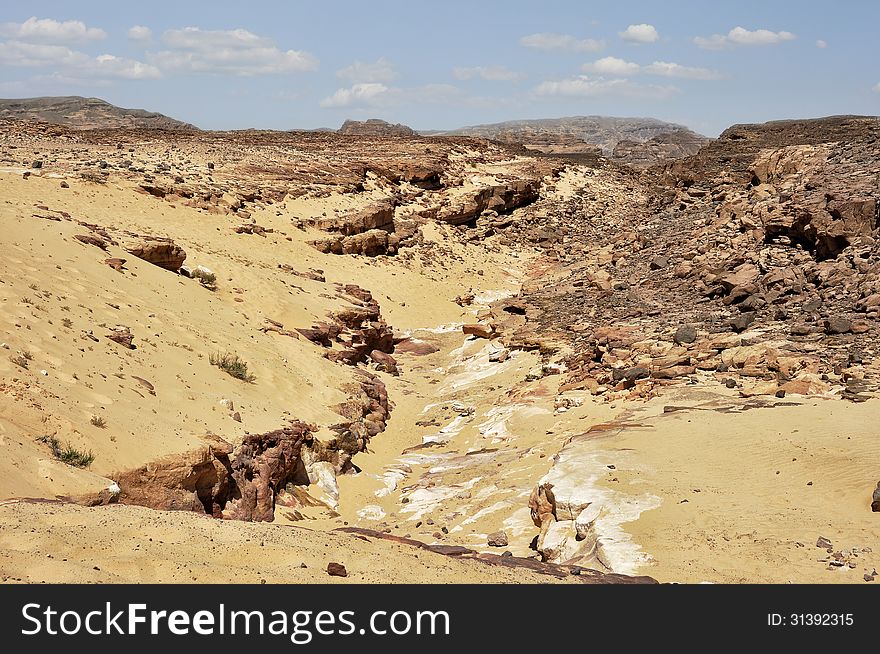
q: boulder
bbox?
[462,323,494,339]
[121,235,186,271]
[487,530,509,547]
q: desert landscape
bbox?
[0,96,877,586]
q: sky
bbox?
[0,1,878,136]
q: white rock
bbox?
[219,398,235,411]
[309,461,339,510]
[575,504,602,540]
[539,521,573,562]
[107,482,121,495]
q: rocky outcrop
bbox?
[612,129,710,168]
[222,422,314,521]
[436,179,541,225]
[0,96,197,131]
[483,116,880,403]
[338,119,416,137]
[120,235,187,271]
[442,115,707,156]
[115,423,318,522]
[115,435,234,517]
[327,369,392,472]
[297,284,396,370]
[312,201,396,235]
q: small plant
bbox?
[192,268,217,289]
[210,351,255,382]
[10,353,28,369]
[62,317,73,328]
[28,283,38,291]
[36,435,95,468]
[22,351,33,361]
[20,296,33,305]
[90,415,106,428]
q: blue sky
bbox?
[0,1,877,135]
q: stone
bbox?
[106,326,134,349]
[816,536,832,549]
[673,324,697,345]
[487,530,509,547]
[327,562,348,577]
[872,482,880,512]
[649,255,669,270]
[122,235,186,271]
[728,312,756,333]
[462,323,494,339]
[612,366,650,383]
[824,317,853,335]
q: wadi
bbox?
[0,97,878,585]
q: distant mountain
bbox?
[0,96,197,130]
[338,119,416,137]
[434,116,710,165]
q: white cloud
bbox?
[452,65,521,81]
[320,82,390,108]
[150,27,318,76]
[581,57,721,80]
[336,57,396,83]
[519,32,604,53]
[128,25,152,42]
[582,56,641,76]
[534,75,677,99]
[874,83,880,93]
[320,82,461,109]
[620,24,659,44]
[0,16,106,44]
[816,39,827,49]
[694,26,796,49]
[643,61,721,80]
[0,40,160,80]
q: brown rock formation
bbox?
[338,119,415,137]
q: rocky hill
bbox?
[438,115,709,164]
[338,118,416,137]
[0,96,197,131]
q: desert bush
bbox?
[36,435,95,468]
[210,351,255,382]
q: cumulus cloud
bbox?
[128,25,152,42]
[320,82,461,109]
[320,82,390,108]
[0,16,106,44]
[619,24,659,44]
[816,39,827,49]
[0,40,160,80]
[581,56,641,76]
[581,56,721,80]
[694,26,796,49]
[336,57,397,83]
[452,65,521,81]
[519,32,604,53]
[534,75,677,99]
[150,27,318,75]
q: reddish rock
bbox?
[394,338,440,356]
[463,323,494,339]
[106,326,134,349]
[369,349,399,375]
[327,562,348,577]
